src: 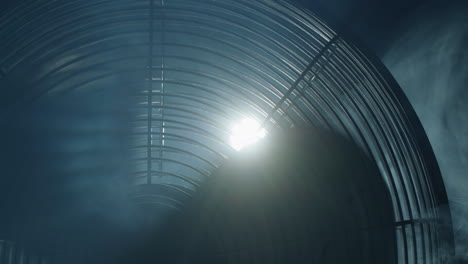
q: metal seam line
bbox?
[280,42,338,120]
[261,35,340,128]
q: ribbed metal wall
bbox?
[0,0,453,263]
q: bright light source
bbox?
[229,118,267,151]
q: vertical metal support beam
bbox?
[146,0,154,184]
[145,0,165,184]
[159,0,165,174]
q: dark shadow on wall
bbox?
[177,128,396,264]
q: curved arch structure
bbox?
[0,0,453,263]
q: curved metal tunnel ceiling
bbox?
[0,0,453,263]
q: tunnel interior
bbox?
[0,0,454,263]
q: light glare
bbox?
[229,118,267,151]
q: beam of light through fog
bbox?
[229,118,267,151]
